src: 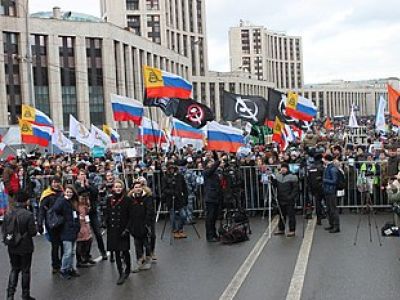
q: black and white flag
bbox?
[222,91,267,125]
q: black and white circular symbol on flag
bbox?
[186,104,204,125]
[234,96,258,122]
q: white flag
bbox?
[91,125,111,148]
[52,128,74,153]
[375,96,386,132]
[69,115,94,148]
[348,107,359,128]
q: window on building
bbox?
[86,38,104,125]
[146,0,159,10]
[210,83,216,112]
[219,83,225,117]
[200,82,206,103]
[241,30,250,54]
[196,0,203,34]
[59,36,77,129]
[3,32,21,124]
[126,0,139,10]
[193,82,198,100]
[147,15,161,44]
[31,34,50,116]
[127,15,141,36]
[229,82,235,93]
[188,0,194,32]
[0,0,16,16]
[175,0,179,29]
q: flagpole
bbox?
[148,107,159,154]
[114,123,129,189]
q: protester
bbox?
[323,154,341,233]
[38,176,64,273]
[106,180,131,285]
[128,181,154,272]
[76,191,94,268]
[2,191,37,300]
[3,155,20,208]
[53,185,81,279]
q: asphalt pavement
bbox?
[0,213,399,300]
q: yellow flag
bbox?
[143,65,163,88]
[286,92,298,110]
[19,118,33,135]
[103,124,111,136]
[21,104,35,122]
[273,117,283,134]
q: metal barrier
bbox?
[15,161,393,219]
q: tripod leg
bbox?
[191,224,201,239]
[368,209,372,242]
[353,212,363,246]
[371,210,383,246]
[161,213,168,240]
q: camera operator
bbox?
[273,163,299,237]
[161,163,188,239]
[203,151,222,242]
[307,152,325,225]
[220,156,242,210]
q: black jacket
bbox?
[3,204,37,254]
[106,194,130,251]
[274,172,299,205]
[307,161,324,195]
[128,191,154,238]
[203,161,222,204]
[53,196,81,242]
[38,189,63,230]
[161,172,188,210]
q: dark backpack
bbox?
[2,210,23,247]
[336,168,346,190]
[219,223,249,244]
[46,206,64,230]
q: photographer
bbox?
[273,163,298,237]
[161,163,188,239]
[203,151,222,242]
[221,156,242,210]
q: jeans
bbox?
[49,229,63,269]
[326,193,340,227]
[61,241,76,273]
[278,204,296,232]
[169,209,183,231]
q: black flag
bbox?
[174,99,214,129]
[143,93,179,116]
[222,91,267,125]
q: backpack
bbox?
[219,223,249,244]
[336,168,346,191]
[2,210,23,247]
[46,206,64,230]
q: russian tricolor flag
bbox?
[171,118,203,140]
[19,119,52,147]
[22,104,53,127]
[285,92,317,122]
[206,121,244,153]
[138,117,167,148]
[144,66,192,99]
[111,94,144,125]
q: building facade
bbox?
[100,0,208,77]
[229,21,304,90]
[301,78,399,118]
[0,5,190,129]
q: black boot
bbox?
[7,270,18,300]
[22,270,35,300]
[316,218,322,225]
[324,226,334,231]
[329,227,340,233]
[116,273,125,285]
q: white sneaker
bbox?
[139,257,152,270]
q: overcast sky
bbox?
[30,0,400,84]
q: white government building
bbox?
[0,0,398,131]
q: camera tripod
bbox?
[159,196,201,245]
[353,189,382,246]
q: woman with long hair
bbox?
[106,180,131,285]
[53,185,80,279]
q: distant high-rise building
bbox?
[229,21,304,90]
[100,0,208,77]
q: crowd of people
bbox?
[2,117,400,299]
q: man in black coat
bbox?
[273,163,299,237]
[2,191,37,300]
[203,151,222,242]
[307,153,326,225]
[161,163,188,238]
[38,176,64,273]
